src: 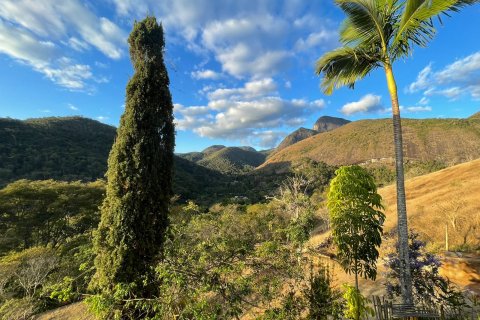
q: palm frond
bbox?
[393,0,479,52]
[315,47,381,95]
[336,0,388,48]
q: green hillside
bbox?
[0,117,113,185]
[197,147,266,174]
[0,118,229,202]
[179,145,267,174]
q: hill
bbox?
[179,145,266,174]
[261,115,480,171]
[0,117,247,203]
[378,158,480,251]
[276,127,318,152]
[0,117,114,185]
[197,147,266,174]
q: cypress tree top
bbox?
[91,16,174,299]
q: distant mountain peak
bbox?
[313,115,350,133]
[276,127,318,152]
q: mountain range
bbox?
[1,112,480,189]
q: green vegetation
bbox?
[327,166,384,290]
[0,179,104,255]
[89,17,175,318]
[0,117,114,186]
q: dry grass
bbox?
[34,302,94,320]
[261,116,480,169]
[379,158,480,251]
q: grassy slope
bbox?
[378,158,480,250]
[261,115,480,169]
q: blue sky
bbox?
[0,1,479,153]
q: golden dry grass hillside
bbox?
[260,114,480,171]
[378,157,480,251]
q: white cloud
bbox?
[408,64,433,93]
[0,0,126,59]
[68,104,79,111]
[340,94,384,115]
[110,0,337,78]
[96,116,109,122]
[418,97,429,105]
[294,29,337,52]
[175,78,325,148]
[0,0,127,90]
[251,130,286,148]
[402,106,432,113]
[191,69,222,80]
[208,78,277,101]
[407,52,480,100]
[0,21,94,90]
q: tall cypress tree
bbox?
[90,17,174,298]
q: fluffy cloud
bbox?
[191,69,222,80]
[340,94,384,115]
[175,78,325,148]
[0,0,126,90]
[111,0,337,78]
[408,52,480,100]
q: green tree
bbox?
[315,0,478,304]
[90,15,175,313]
[327,166,384,290]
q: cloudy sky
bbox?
[1,1,479,152]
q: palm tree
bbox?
[316,0,478,304]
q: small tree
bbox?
[89,16,175,317]
[384,232,466,312]
[327,166,385,290]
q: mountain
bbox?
[276,127,318,152]
[313,116,351,132]
[261,115,480,171]
[0,117,114,185]
[0,117,240,202]
[202,145,226,155]
[197,147,266,174]
[179,145,266,174]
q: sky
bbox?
[0,1,479,153]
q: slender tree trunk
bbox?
[384,63,413,305]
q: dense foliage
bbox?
[90,16,175,314]
[0,179,104,255]
[327,166,385,289]
[0,117,114,186]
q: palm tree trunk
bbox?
[384,63,413,305]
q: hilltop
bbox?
[261,114,480,171]
[179,145,266,174]
[273,116,350,154]
[275,127,318,152]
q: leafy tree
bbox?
[90,15,175,315]
[0,180,104,254]
[316,0,478,304]
[327,166,384,290]
[384,232,466,312]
